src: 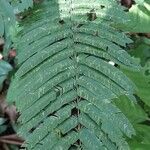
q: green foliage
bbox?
[0,117,7,134]
[115,85,150,150]
[10,0,33,13]
[117,1,150,32]
[0,0,33,55]
[117,37,150,150]
[123,37,150,107]
[6,0,141,149]
[130,38,150,66]
[0,0,16,37]
[0,60,12,91]
[0,0,16,53]
[0,0,33,37]
[122,66,150,107]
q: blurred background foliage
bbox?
[117,36,150,150]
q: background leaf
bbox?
[117,1,150,32]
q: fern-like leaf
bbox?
[7,0,140,149]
